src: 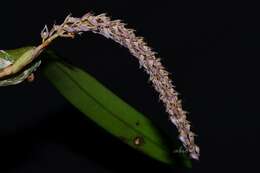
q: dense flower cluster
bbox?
[40,13,200,160]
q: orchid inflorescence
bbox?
[38,13,200,160]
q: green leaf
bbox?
[41,51,191,167]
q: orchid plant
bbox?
[0,12,199,166]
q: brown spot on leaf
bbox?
[133,136,144,146]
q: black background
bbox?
[0,1,259,173]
